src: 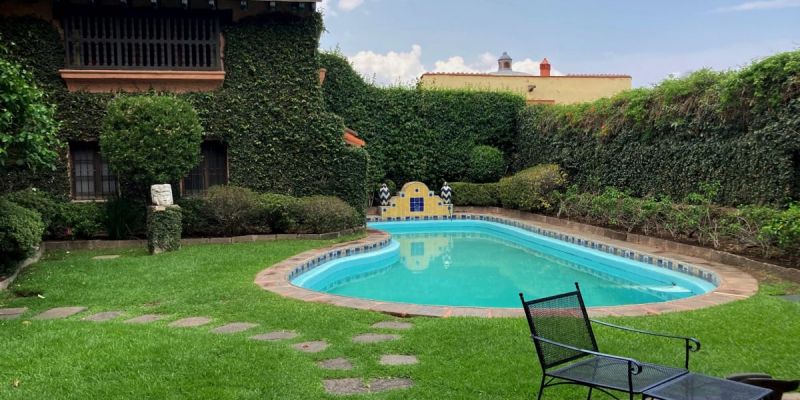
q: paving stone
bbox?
[0,307,28,320]
[323,378,365,395]
[169,317,212,328]
[779,294,800,303]
[211,322,258,334]
[379,355,418,366]
[369,378,414,392]
[292,340,329,353]
[32,307,87,320]
[92,255,120,260]
[317,358,353,370]
[249,330,298,341]
[124,314,169,324]
[371,321,413,330]
[352,333,401,344]
[83,311,124,322]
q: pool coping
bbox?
[255,214,760,318]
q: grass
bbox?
[1,237,799,399]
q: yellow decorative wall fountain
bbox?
[379,181,452,220]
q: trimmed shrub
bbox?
[204,185,261,237]
[3,188,62,237]
[498,164,566,212]
[58,202,106,239]
[177,197,218,238]
[147,207,182,254]
[450,182,500,207]
[0,199,44,274]
[105,197,146,240]
[257,193,298,234]
[101,95,203,188]
[466,145,505,183]
[289,196,362,234]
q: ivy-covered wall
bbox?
[320,52,525,189]
[513,52,800,206]
[0,13,368,211]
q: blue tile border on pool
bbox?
[363,213,720,286]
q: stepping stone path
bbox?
[33,307,87,320]
[322,378,414,395]
[0,307,28,320]
[92,255,120,260]
[170,317,212,328]
[212,322,258,334]
[317,358,353,370]
[83,311,124,322]
[124,314,169,324]
[371,321,413,330]
[352,333,401,344]
[249,331,298,341]
[379,355,418,366]
[293,340,329,353]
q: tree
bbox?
[0,49,61,170]
[101,95,203,188]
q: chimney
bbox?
[540,58,551,77]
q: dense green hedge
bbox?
[0,14,368,212]
[514,52,800,206]
[320,51,524,190]
[147,207,182,254]
[0,199,44,274]
[450,182,500,207]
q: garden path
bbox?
[1,306,416,395]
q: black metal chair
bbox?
[520,283,701,400]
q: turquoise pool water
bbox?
[291,220,715,308]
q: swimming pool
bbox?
[290,220,716,308]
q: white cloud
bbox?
[713,0,800,12]
[337,0,364,11]
[433,56,481,73]
[349,45,425,85]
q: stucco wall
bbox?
[419,74,632,105]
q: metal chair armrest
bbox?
[590,319,701,351]
[531,335,644,374]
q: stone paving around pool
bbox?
[258,214,762,318]
[0,307,417,396]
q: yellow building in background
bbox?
[419,53,631,105]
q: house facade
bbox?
[419,53,632,105]
[0,0,367,209]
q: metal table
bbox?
[644,373,773,400]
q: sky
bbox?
[317,0,800,87]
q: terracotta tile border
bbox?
[256,214,761,318]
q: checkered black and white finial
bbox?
[440,182,452,205]
[379,184,391,207]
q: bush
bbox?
[3,188,61,237]
[289,196,362,234]
[177,197,218,237]
[105,197,146,240]
[498,164,566,212]
[147,207,182,254]
[0,199,44,274]
[466,145,505,183]
[450,182,500,207]
[57,202,107,239]
[101,95,203,188]
[761,203,800,255]
[257,193,298,234]
[204,186,261,237]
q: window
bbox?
[183,141,228,196]
[70,142,118,200]
[62,9,221,71]
[410,197,424,212]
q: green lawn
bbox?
[1,238,799,399]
